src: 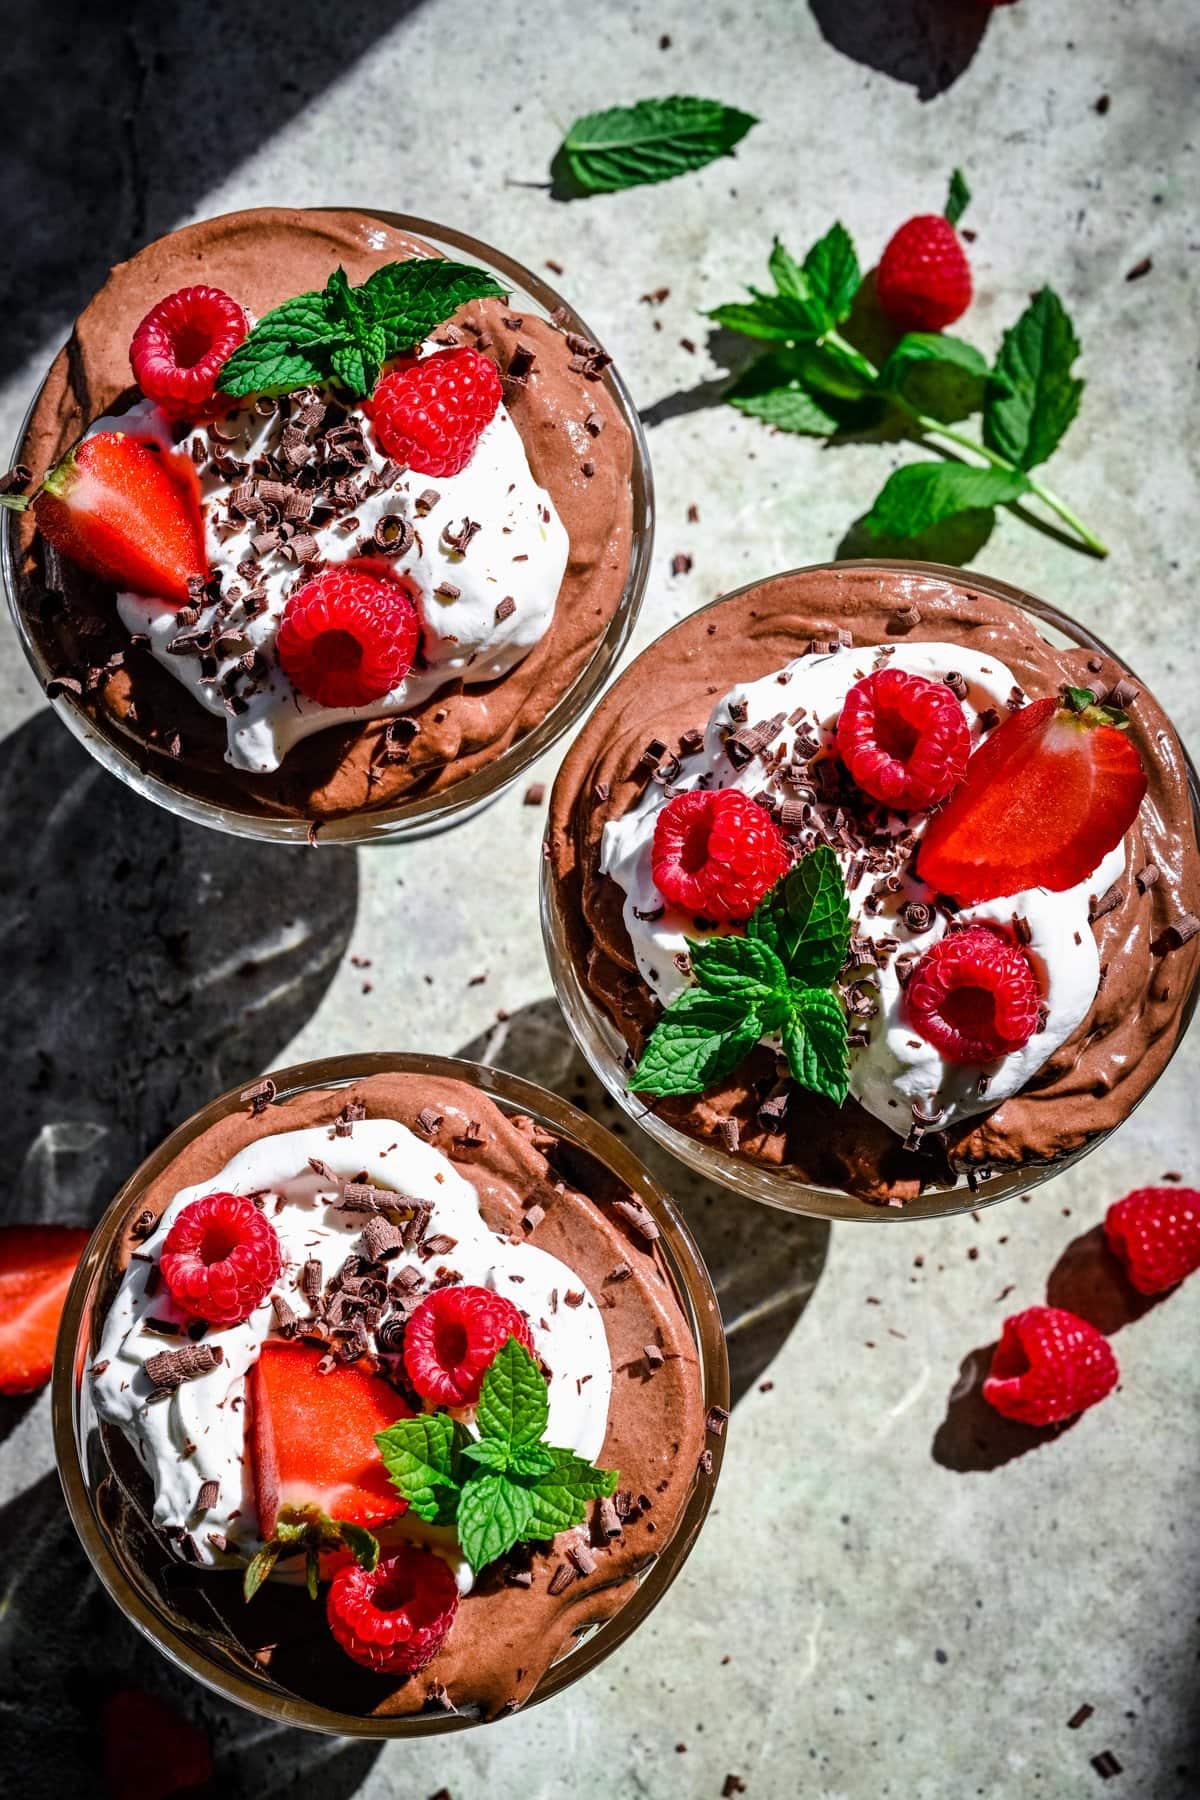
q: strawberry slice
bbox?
[28,431,207,608]
[247,1340,413,1538]
[918,691,1147,904]
[0,1225,91,1396]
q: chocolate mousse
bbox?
[548,565,1200,1205]
[11,207,635,824]
[89,1072,711,1720]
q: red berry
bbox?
[905,925,1040,1065]
[129,285,248,416]
[0,1225,90,1396]
[327,1544,459,1674]
[277,566,421,709]
[31,431,207,608]
[371,348,502,477]
[160,1192,281,1327]
[248,1340,413,1537]
[652,788,791,922]
[876,214,972,332]
[102,1688,213,1800]
[403,1285,533,1408]
[1104,1186,1200,1295]
[918,694,1147,905]
[837,668,969,810]
[982,1305,1118,1426]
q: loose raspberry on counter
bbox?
[1104,1186,1200,1295]
[905,924,1040,1065]
[876,214,972,333]
[160,1192,281,1327]
[129,285,248,416]
[371,346,503,477]
[403,1285,534,1408]
[277,566,421,709]
[982,1305,1118,1426]
[836,668,969,810]
[327,1544,459,1674]
[651,788,791,922]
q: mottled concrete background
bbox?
[1,2,1197,1796]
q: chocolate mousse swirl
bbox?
[548,566,1200,1204]
[96,1073,705,1720]
[14,207,634,822]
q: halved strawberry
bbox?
[0,1225,91,1395]
[918,691,1147,905]
[247,1340,413,1538]
[28,431,207,607]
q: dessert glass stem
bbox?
[821,328,1110,560]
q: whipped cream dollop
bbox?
[92,1118,612,1589]
[600,642,1124,1138]
[94,365,569,772]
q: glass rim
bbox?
[52,1051,728,1736]
[542,558,1200,1223]
[3,207,655,845]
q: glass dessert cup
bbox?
[3,212,654,845]
[53,1052,727,1737]
[541,561,1200,1224]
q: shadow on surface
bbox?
[0,1471,382,1800]
[810,0,992,101]
[1046,1225,1169,1337]
[0,710,357,1231]
[456,998,831,1403]
[4,0,425,388]
[931,1341,1076,1472]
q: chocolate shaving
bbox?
[705,1404,729,1437]
[719,1116,741,1154]
[422,1232,458,1257]
[495,596,517,622]
[1135,862,1159,893]
[196,1479,220,1512]
[1163,912,1200,948]
[1089,882,1124,922]
[361,1216,405,1261]
[301,1259,323,1309]
[371,512,415,556]
[597,1496,623,1538]
[644,1342,665,1369]
[891,602,921,629]
[567,1541,597,1577]
[901,901,933,934]
[145,1343,224,1391]
[415,1108,442,1139]
[443,516,481,555]
[698,1447,714,1476]
[240,1078,276,1115]
[942,670,968,700]
[0,462,32,495]
[547,1562,575,1595]
[414,488,440,516]
[271,1293,300,1338]
[612,1197,660,1242]
[757,1090,789,1134]
[507,341,537,381]
[671,552,693,576]
[1104,677,1139,709]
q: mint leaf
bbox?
[984,287,1084,471]
[747,846,850,989]
[475,1336,548,1457]
[687,934,787,1005]
[882,332,992,423]
[460,1437,511,1473]
[456,1472,534,1575]
[783,987,849,1105]
[523,1447,620,1540]
[559,97,757,195]
[802,222,860,326]
[727,355,850,435]
[217,290,333,397]
[508,1443,557,1479]
[362,258,507,356]
[376,1412,466,1525]
[632,988,763,1097]
[862,462,1029,541]
[707,290,821,342]
[945,168,971,228]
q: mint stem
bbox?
[823,329,1109,559]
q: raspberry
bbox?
[876,215,972,332]
[159,1192,281,1327]
[371,348,502,476]
[651,788,791,922]
[129,286,248,417]
[1104,1186,1200,1295]
[277,566,420,709]
[403,1285,534,1408]
[837,668,969,810]
[905,925,1040,1065]
[326,1545,458,1675]
[982,1305,1118,1426]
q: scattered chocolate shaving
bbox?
[719,1116,742,1154]
[361,1216,405,1261]
[1091,1751,1122,1779]
[301,1259,323,1309]
[584,410,604,436]
[1163,912,1200,948]
[443,516,482,555]
[597,1495,623,1538]
[370,512,415,557]
[130,1209,156,1242]
[1125,257,1152,282]
[671,552,693,576]
[240,1078,277,1115]
[942,670,968,700]
[422,1233,458,1257]
[434,581,461,601]
[196,1479,220,1512]
[271,1293,300,1338]
[568,1541,597,1577]
[901,900,933,934]
[612,1197,660,1242]
[547,1562,575,1595]
[608,1262,632,1283]
[1089,882,1124,922]
[143,1316,181,1337]
[1104,677,1139,709]
[698,1447,714,1475]
[976,706,1001,733]
[145,1343,224,1391]
[507,341,537,381]
[1067,1703,1095,1730]
[414,489,440,516]
[722,1778,747,1798]
[757,1090,789,1134]
[339,1181,390,1213]
[334,1098,367,1136]
[644,1342,665,1369]
[522,1203,546,1232]
[891,602,921,629]
[705,1405,730,1436]
[563,1289,585,1309]
[415,1108,442,1139]
[0,462,33,495]
[1135,863,1159,893]
[495,596,516,622]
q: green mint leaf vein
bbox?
[945,167,971,228]
[881,331,993,424]
[746,845,851,989]
[456,1472,535,1575]
[559,96,757,195]
[985,285,1084,471]
[632,988,765,1097]
[361,258,507,356]
[687,933,787,1004]
[376,1411,466,1525]
[862,461,1029,542]
[801,222,860,327]
[522,1447,620,1540]
[475,1335,549,1456]
[783,986,850,1106]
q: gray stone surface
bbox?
[1,3,1197,1796]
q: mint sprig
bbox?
[705,183,1107,559]
[217,258,507,401]
[632,845,852,1105]
[555,97,757,196]
[376,1338,617,1576]
[243,1503,379,1603]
